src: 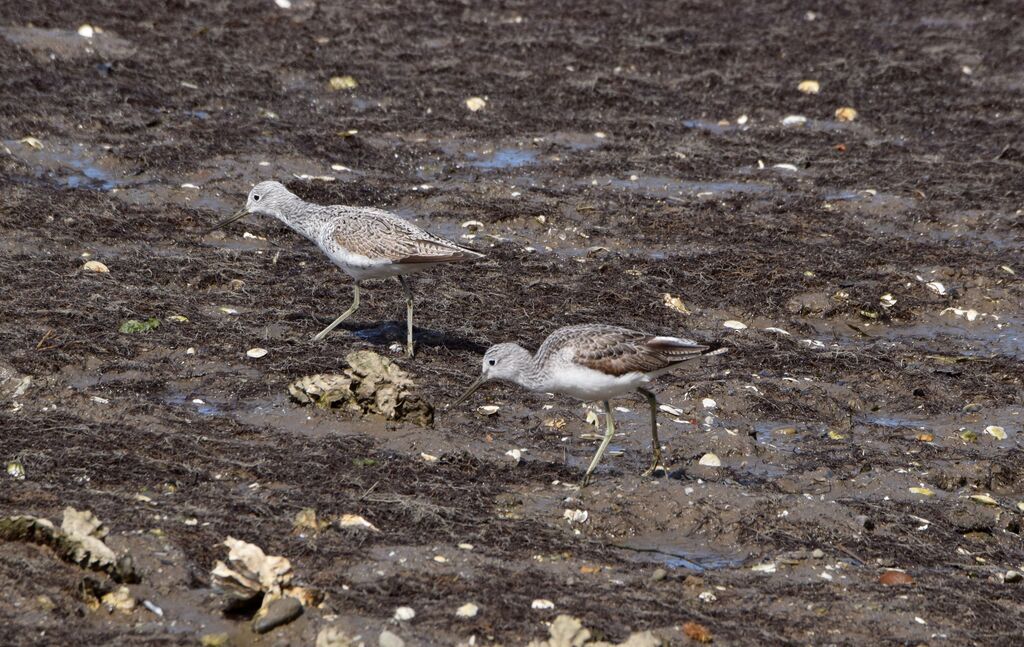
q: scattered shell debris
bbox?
[526,615,660,647]
[0,508,137,582]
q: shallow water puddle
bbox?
[5,139,144,191]
[466,147,538,169]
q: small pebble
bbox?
[811,548,825,559]
[651,568,667,582]
[1006,571,1022,584]
[253,597,303,634]
[455,602,479,618]
[379,630,405,647]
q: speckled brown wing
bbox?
[329,206,483,263]
[541,324,710,376]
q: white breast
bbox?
[545,363,649,402]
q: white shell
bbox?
[698,453,721,467]
[246,348,268,359]
[985,425,1007,440]
[723,320,747,330]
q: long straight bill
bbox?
[451,375,488,407]
[204,208,248,235]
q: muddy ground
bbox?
[1,0,1023,644]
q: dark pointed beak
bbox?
[451,375,488,408]
[204,207,248,235]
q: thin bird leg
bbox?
[638,387,664,477]
[398,276,414,357]
[580,401,616,487]
[312,283,360,341]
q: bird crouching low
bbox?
[453,324,727,485]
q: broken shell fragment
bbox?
[984,425,1007,440]
[455,602,479,618]
[835,106,858,122]
[797,80,820,94]
[82,260,109,273]
[337,514,379,532]
[465,97,486,112]
[246,348,268,359]
[477,405,499,416]
[328,75,358,91]
[723,320,747,330]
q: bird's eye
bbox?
[488,359,496,366]
[253,194,261,202]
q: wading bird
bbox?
[208,181,484,356]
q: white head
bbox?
[479,343,532,382]
[206,180,296,233]
[244,181,294,220]
[452,343,532,406]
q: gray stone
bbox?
[253,597,303,634]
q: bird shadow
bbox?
[330,320,487,354]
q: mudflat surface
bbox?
[1,1,1023,644]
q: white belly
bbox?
[545,365,649,402]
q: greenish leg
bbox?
[638,387,664,477]
[312,283,360,341]
[580,401,615,487]
[398,276,414,357]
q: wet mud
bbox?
[1,0,1023,644]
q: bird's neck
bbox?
[511,355,549,392]
[273,196,322,242]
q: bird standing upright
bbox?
[207,181,484,356]
[454,324,725,485]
